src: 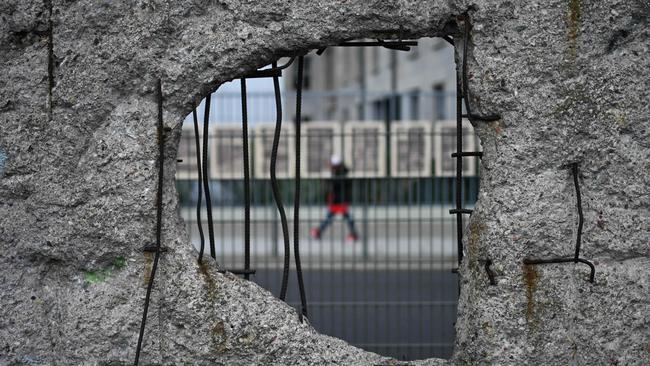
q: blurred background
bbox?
[175,37,480,361]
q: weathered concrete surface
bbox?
[451,1,650,365]
[0,0,648,365]
[0,1,452,365]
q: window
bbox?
[301,121,342,177]
[434,119,478,177]
[342,108,350,122]
[372,96,401,121]
[372,99,385,121]
[371,46,379,74]
[390,121,432,177]
[357,103,365,121]
[343,48,353,85]
[325,48,335,90]
[391,95,402,121]
[433,84,445,120]
[211,124,245,179]
[409,89,420,120]
[253,123,295,178]
[344,121,387,177]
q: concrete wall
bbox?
[0,0,648,365]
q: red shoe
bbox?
[310,228,321,239]
[346,233,358,241]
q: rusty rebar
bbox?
[134,79,166,366]
[192,106,206,262]
[460,16,501,123]
[522,163,595,283]
[241,78,251,280]
[269,62,291,301]
[293,56,309,320]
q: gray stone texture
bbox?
[0,0,648,365]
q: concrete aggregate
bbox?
[0,0,648,365]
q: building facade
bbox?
[283,37,456,123]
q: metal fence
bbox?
[175,92,479,360]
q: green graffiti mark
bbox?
[83,257,127,285]
[83,270,110,284]
[113,256,126,269]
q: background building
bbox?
[284,38,456,123]
[175,37,474,361]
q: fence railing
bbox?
[177,122,479,180]
[175,95,478,360]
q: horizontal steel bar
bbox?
[449,208,473,214]
[244,69,282,79]
[524,257,575,265]
[337,41,418,47]
[218,268,256,275]
[461,113,500,122]
[523,256,595,283]
[451,151,483,158]
[143,245,168,253]
[315,41,416,55]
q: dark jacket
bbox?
[327,164,352,204]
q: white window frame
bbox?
[209,123,246,179]
[434,119,477,177]
[300,121,343,178]
[343,121,387,178]
[390,120,432,177]
[253,123,295,179]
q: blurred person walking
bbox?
[311,155,359,241]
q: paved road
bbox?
[181,205,462,360]
[252,268,458,361]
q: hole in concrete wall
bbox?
[174,36,482,361]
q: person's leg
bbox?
[342,211,358,238]
[319,211,335,231]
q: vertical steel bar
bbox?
[572,163,583,261]
[362,177,369,259]
[226,130,231,266]
[294,56,309,319]
[241,78,251,280]
[460,17,500,123]
[192,107,206,262]
[455,58,464,265]
[202,93,217,260]
[269,61,291,301]
[134,79,165,366]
